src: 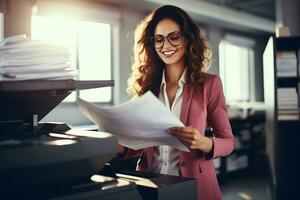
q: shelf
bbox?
[233,148,252,154]
[278,118,300,122]
[277,76,299,80]
[276,36,300,51]
[277,77,300,87]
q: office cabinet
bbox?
[215,114,265,182]
[263,36,300,200]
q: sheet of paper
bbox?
[77,91,189,152]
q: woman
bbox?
[120,5,235,200]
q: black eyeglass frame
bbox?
[150,31,185,49]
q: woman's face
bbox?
[153,18,186,66]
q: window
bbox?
[219,35,255,102]
[31,16,112,103]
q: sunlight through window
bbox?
[31,16,112,103]
[79,21,111,102]
[219,41,254,102]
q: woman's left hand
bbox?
[169,126,213,153]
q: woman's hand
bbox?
[169,126,213,153]
[117,144,126,156]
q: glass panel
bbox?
[219,41,252,102]
[78,21,111,102]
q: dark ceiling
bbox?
[92,0,275,21]
[200,0,275,20]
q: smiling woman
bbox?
[123,5,235,200]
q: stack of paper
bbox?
[0,35,77,81]
[277,88,299,120]
[77,91,189,152]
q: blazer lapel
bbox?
[180,85,194,125]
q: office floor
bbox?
[221,173,271,200]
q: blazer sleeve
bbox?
[206,75,235,159]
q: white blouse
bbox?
[152,69,186,176]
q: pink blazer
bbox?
[125,73,235,200]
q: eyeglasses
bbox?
[151,31,184,49]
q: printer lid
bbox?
[0,79,113,130]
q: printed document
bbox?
[77,91,189,152]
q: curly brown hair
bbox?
[127,5,212,98]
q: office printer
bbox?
[0,79,142,200]
[0,79,197,200]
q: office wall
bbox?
[118,8,143,103]
[2,0,35,37]
[207,26,222,75]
